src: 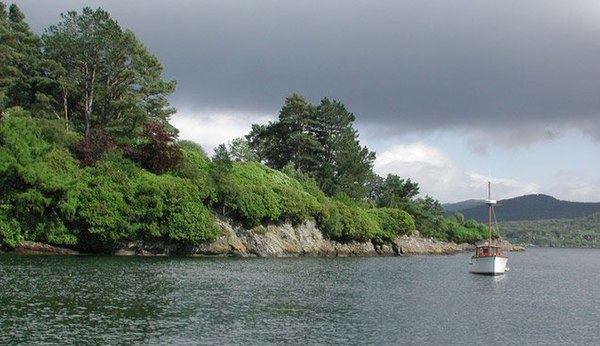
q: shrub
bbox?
[71,129,115,166]
[173,145,215,202]
[125,122,183,174]
[78,158,137,242]
[0,116,81,246]
[444,217,487,244]
[131,172,218,244]
[318,199,380,242]
[216,162,320,227]
[0,210,22,248]
[368,208,416,242]
[77,156,219,245]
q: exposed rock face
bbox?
[109,217,524,257]
[500,240,526,252]
[395,234,474,255]
[198,219,345,257]
[3,218,523,257]
[112,239,183,256]
[12,241,79,255]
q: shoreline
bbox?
[1,218,526,257]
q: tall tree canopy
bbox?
[247,94,376,200]
[0,2,13,111]
[42,7,176,136]
[374,174,420,209]
[314,97,375,198]
[0,3,55,114]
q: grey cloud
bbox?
[13,0,600,142]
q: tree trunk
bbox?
[83,66,96,136]
[60,75,69,133]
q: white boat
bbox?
[469,182,509,275]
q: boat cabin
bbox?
[474,245,503,257]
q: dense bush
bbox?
[0,115,220,249]
[0,208,22,248]
[77,156,138,243]
[0,114,81,246]
[130,172,218,244]
[445,217,487,244]
[71,129,116,166]
[173,143,215,203]
[367,208,416,242]
[125,122,183,174]
[216,162,320,227]
[318,198,379,242]
[77,155,218,246]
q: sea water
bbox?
[1,247,598,345]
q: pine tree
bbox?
[0,2,19,111]
[376,174,420,209]
[275,94,321,172]
[248,94,376,200]
[43,7,175,137]
[247,93,321,171]
[6,4,58,114]
[313,97,375,198]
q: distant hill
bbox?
[443,199,485,216]
[444,194,600,222]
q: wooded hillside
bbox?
[0,2,492,252]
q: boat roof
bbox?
[476,244,501,248]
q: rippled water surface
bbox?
[1,248,599,345]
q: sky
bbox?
[11,0,600,203]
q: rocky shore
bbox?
[6,241,80,255]
[2,217,525,256]
[191,218,476,257]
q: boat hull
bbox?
[469,255,508,275]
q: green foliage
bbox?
[228,137,257,162]
[0,207,22,248]
[37,118,78,147]
[248,94,319,171]
[367,208,416,242]
[42,6,176,137]
[77,154,218,246]
[216,162,320,227]
[444,216,487,244]
[502,213,600,247]
[211,144,233,175]
[282,161,328,203]
[375,174,420,209]
[0,3,56,114]
[173,142,214,202]
[0,114,220,249]
[317,198,379,242]
[177,140,208,159]
[406,196,446,238]
[77,157,137,242]
[247,94,375,201]
[0,4,504,252]
[0,114,81,245]
[130,172,218,244]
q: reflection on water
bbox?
[1,248,599,345]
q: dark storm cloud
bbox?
[14,0,600,142]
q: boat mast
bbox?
[488,182,492,245]
[485,181,496,245]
